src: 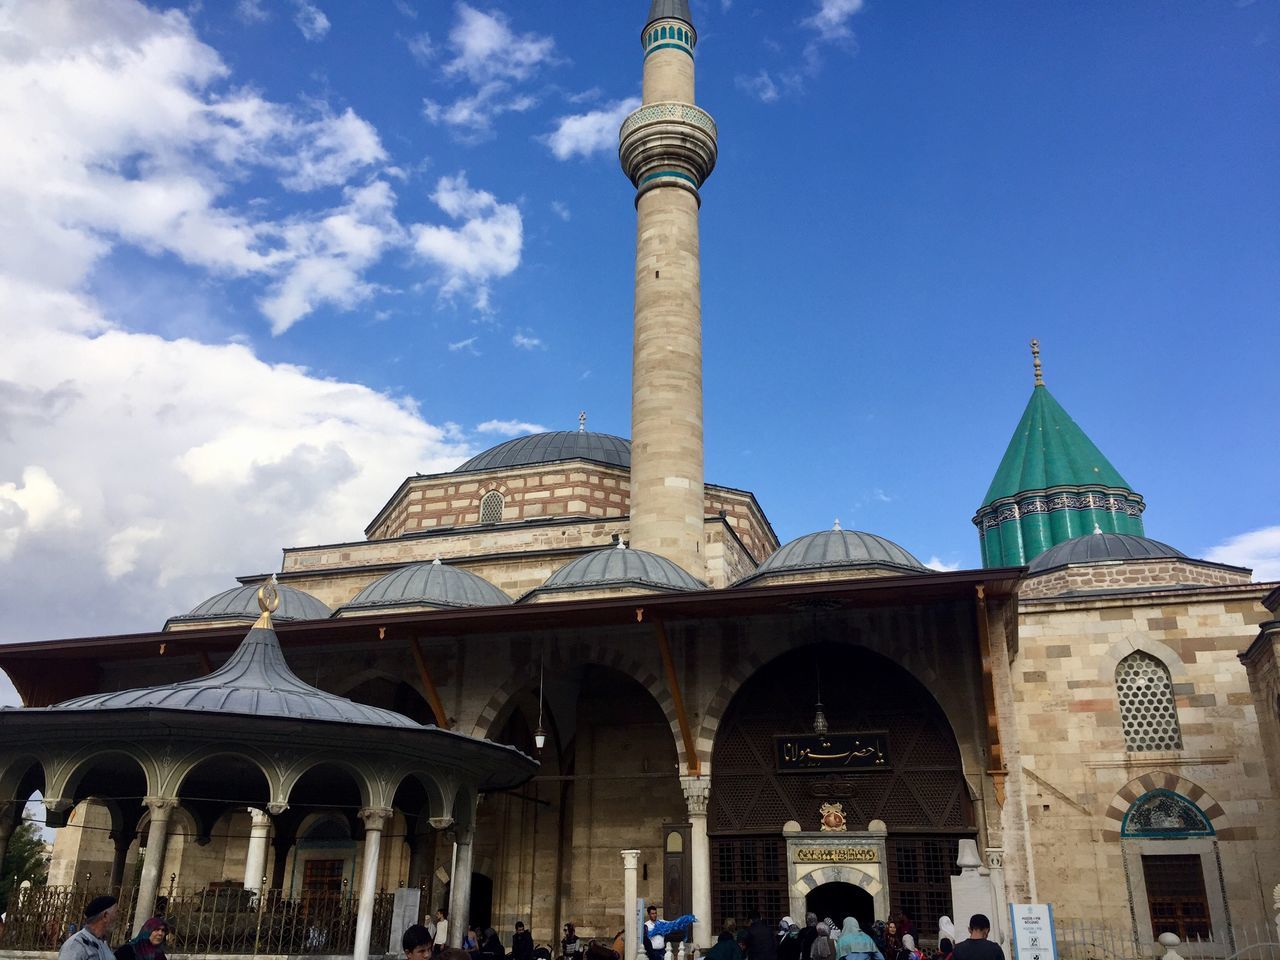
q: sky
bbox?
[0,0,1277,704]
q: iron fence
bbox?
[1,883,395,956]
[1055,918,1280,960]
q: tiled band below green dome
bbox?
[975,487,1146,568]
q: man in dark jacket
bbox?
[512,922,533,960]
[744,912,778,960]
[797,915,819,960]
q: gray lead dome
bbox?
[454,431,630,474]
[743,529,928,583]
[341,561,512,612]
[1028,533,1186,573]
[168,583,331,627]
[531,546,705,596]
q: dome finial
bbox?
[254,574,280,626]
[833,517,842,531]
[1092,521,1103,535]
[578,410,587,433]
[1031,338,1044,386]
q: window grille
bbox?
[479,491,504,524]
[1141,854,1212,941]
[1116,652,1183,751]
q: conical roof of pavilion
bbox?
[55,580,419,728]
[981,382,1134,508]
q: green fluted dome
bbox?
[982,385,1132,508]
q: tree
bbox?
[1,814,49,907]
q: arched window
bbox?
[479,490,505,524]
[660,26,668,39]
[1116,651,1183,751]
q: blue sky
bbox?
[0,0,1276,692]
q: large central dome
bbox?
[455,431,630,474]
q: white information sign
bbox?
[1009,904,1058,960]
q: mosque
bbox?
[2,2,1278,957]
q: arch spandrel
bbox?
[0,753,47,803]
[50,743,159,804]
[469,639,689,768]
[280,756,381,812]
[164,743,283,806]
[388,768,461,827]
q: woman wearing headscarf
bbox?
[778,918,802,960]
[895,935,923,960]
[810,923,835,960]
[706,929,743,960]
[836,918,882,960]
[114,918,168,960]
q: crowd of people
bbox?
[709,911,1005,960]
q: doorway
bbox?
[806,882,875,931]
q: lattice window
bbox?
[479,490,504,524]
[711,838,788,931]
[1116,652,1182,751]
[887,836,956,938]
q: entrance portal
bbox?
[806,882,874,932]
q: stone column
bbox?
[985,848,1008,946]
[622,849,641,960]
[448,823,476,947]
[680,777,711,948]
[109,833,132,891]
[0,803,16,878]
[244,808,271,892]
[133,798,178,936]
[354,807,392,960]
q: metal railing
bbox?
[1,883,395,956]
[1055,918,1280,960]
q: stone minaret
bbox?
[620,0,717,579]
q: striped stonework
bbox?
[1101,773,1235,842]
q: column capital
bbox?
[985,847,1005,869]
[143,797,179,814]
[266,801,290,816]
[42,797,73,814]
[428,816,455,830]
[248,807,272,826]
[680,776,710,817]
[621,849,641,869]
[359,806,393,830]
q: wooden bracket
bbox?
[974,584,1006,785]
[409,637,451,729]
[654,620,701,776]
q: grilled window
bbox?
[479,490,505,524]
[1116,652,1183,752]
[1141,854,1211,941]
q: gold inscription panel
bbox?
[795,847,879,864]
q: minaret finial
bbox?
[1031,338,1044,387]
[833,517,841,531]
[578,410,587,433]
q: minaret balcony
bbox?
[619,101,718,195]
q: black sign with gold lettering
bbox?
[775,732,890,772]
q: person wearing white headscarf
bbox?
[896,934,923,960]
[836,918,882,960]
[778,917,802,960]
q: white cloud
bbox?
[550,201,571,221]
[0,0,398,333]
[475,419,546,437]
[236,0,268,23]
[924,556,962,573]
[449,336,480,353]
[443,4,555,84]
[544,97,641,160]
[411,173,523,311]
[406,31,434,65]
[0,279,473,646]
[803,0,866,41]
[1205,525,1280,581]
[292,1,330,41]
[423,4,556,139]
[0,466,81,562]
[737,70,780,103]
[512,330,544,350]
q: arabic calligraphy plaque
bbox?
[775,732,889,772]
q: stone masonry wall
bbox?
[1014,583,1278,929]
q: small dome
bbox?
[742,528,927,584]
[455,431,630,474]
[1028,532,1186,573]
[530,545,704,597]
[168,583,331,627]
[340,560,512,613]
